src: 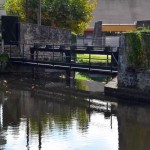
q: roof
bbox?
[89,0,150,28]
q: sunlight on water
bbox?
[0,75,150,150]
[1,113,118,150]
[0,77,119,150]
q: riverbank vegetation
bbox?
[0,52,9,63]
[75,54,112,82]
[0,52,9,70]
[75,72,111,82]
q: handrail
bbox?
[8,42,118,75]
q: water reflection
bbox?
[1,76,150,150]
[0,77,118,150]
[75,79,105,92]
[118,104,150,150]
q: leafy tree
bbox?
[4,0,96,34]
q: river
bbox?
[0,74,149,150]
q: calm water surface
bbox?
[0,75,149,150]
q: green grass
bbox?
[75,54,112,82]
[75,72,111,82]
[76,54,111,63]
[75,73,91,81]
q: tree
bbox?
[4,0,96,34]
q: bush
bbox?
[125,28,150,69]
[0,52,9,63]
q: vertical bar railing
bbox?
[1,39,4,53]
[36,47,39,65]
[70,45,72,70]
[106,51,108,67]
[30,45,35,62]
[9,44,12,58]
[22,43,24,60]
[89,51,91,72]
[52,44,54,66]
[110,47,113,74]
[112,52,119,66]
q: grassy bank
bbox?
[75,72,111,82]
[76,54,111,63]
[75,54,112,82]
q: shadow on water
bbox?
[0,73,150,150]
[0,73,117,149]
[117,103,150,150]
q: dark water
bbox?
[0,75,150,150]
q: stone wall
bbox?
[18,23,71,59]
[19,23,71,45]
[118,36,150,91]
[137,71,150,91]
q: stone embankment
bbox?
[104,77,150,103]
[104,35,150,103]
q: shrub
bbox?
[0,52,9,63]
[125,28,150,69]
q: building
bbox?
[86,0,150,34]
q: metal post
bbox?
[70,46,72,70]
[10,44,11,58]
[1,39,4,53]
[106,53,108,66]
[37,0,41,25]
[89,53,91,72]
[111,48,112,73]
[26,0,29,22]
[23,44,24,59]
[53,44,54,66]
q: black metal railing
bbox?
[8,41,118,75]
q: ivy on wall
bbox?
[125,28,150,70]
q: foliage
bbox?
[75,77,89,90]
[0,80,8,92]
[75,72,111,82]
[125,28,150,69]
[75,72,91,81]
[4,0,96,34]
[0,52,9,71]
[140,29,150,68]
[77,54,111,63]
[4,0,26,20]
[0,52,9,63]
